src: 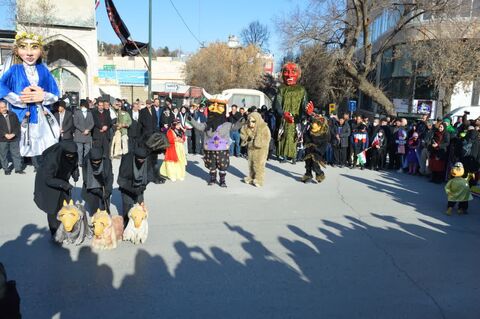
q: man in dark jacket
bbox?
[73,99,95,166]
[117,147,150,226]
[54,100,74,141]
[0,100,24,174]
[334,117,351,167]
[92,99,112,157]
[228,105,243,157]
[81,147,113,215]
[160,97,175,131]
[128,101,142,149]
[139,99,163,184]
[33,140,79,236]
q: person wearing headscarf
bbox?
[81,147,113,215]
[0,263,21,319]
[160,120,187,182]
[117,147,150,226]
[33,140,79,236]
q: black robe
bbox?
[81,154,114,213]
[117,152,149,198]
[0,281,21,319]
[34,141,78,215]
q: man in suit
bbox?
[92,98,112,158]
[139,99,164,184]
[0,100,24,174]
[73,99,95,166]
[128,100,141,149]
[54,100,74,141]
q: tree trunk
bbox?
[441,85,454,116]
[343,62,395,114]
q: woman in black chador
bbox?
[117,147,150,226]
[34,140,79,236]
[81,147,114,214]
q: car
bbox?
[444,106,480,124]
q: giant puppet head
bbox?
[310,114,329,136]
[13,31,45,65]
[451,162,465,178]
[282,62,301,86]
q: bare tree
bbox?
[240,20,270,51]
[185,42,264,93]
[278,0,457,114]
[15,0,57,36]
[410,38,480,115]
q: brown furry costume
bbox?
[240,112,271,186]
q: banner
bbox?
[105,0,148,56]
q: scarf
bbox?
[133,158,148,188]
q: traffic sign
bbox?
[348,100,357,112]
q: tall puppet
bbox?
[274,62,313,164]
[0,31,60,159]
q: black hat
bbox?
[165,97,173,103]
[80,99,88,107]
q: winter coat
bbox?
[73,109,94,144]
[54,110,74,140]
[445,177,473,202]
[337,123,351,148]
[0,111,20,142]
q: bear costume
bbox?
[240,112,271,186]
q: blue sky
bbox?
[96,0,305,62]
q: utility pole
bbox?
[148,0,152,99]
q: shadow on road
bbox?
[1,209,479,318]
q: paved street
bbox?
[0,155,479,319]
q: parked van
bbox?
[444,106,480,124]
[221,89,272,111]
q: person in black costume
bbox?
[301,114,329,183]
[33,140,79,236]
[117,147,150,226]
[81,147,113,215]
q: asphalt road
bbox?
[0,155,479,319]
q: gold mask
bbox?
[92,210,111,237]
[58,200,80,232]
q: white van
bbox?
[444,106,480,124]
[222,89,272,111]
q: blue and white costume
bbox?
[0,62,60,156]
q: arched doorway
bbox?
[44,39,88,99]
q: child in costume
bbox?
[301,114,329,183]
[188,94,244,187]
[240,111,271,187]
[0,31,60,159]
[445,162,473,215]
[160,120,187,182]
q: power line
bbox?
[168,0,204,47]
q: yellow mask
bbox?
[311,122,321,133]
[58,200,80,232]
[92,210,111,237]
[129,204,148,228]
[208,101,226,115]
[451,163,465,177]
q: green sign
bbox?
[103,64,116,70]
